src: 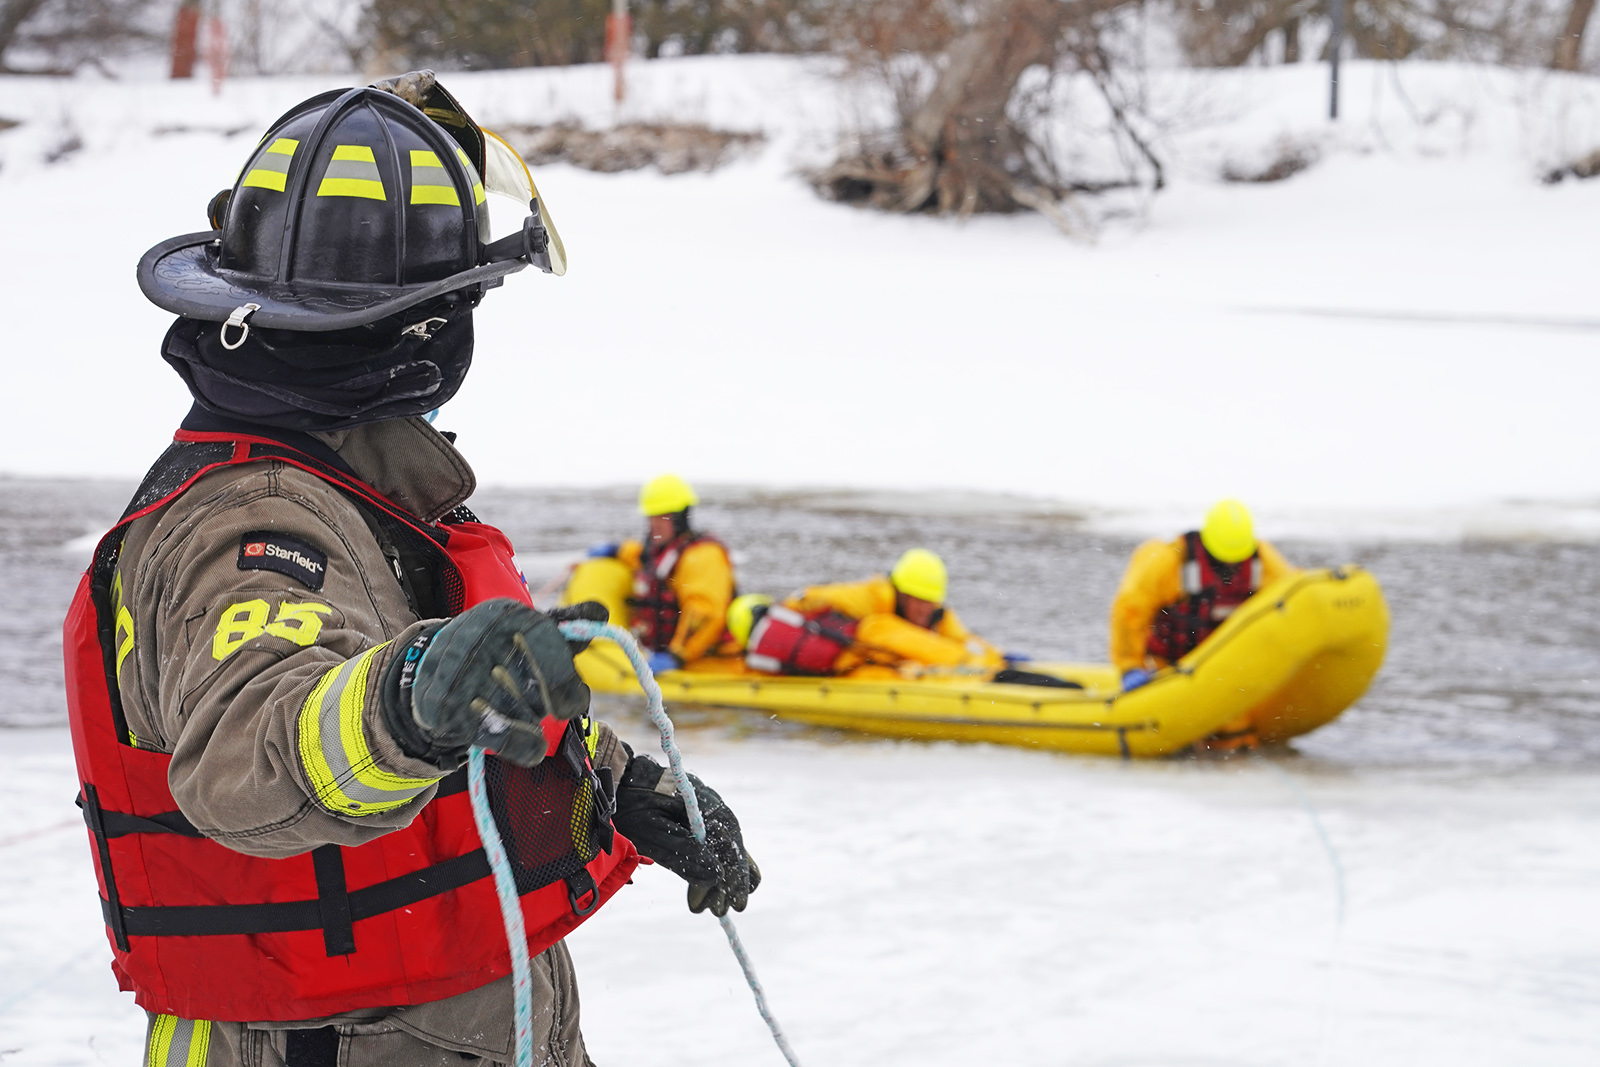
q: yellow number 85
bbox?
[213,600,333,661]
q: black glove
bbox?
[544,600,610,654]
[613,752,760,917]
[381,598,590,769]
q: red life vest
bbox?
[746,605,858,676]
[1146,531,1263,662]
[63,427,639,1023]
[626,532,728,652]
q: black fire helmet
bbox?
[137,73,562,337]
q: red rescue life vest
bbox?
[626,532,728,652]
[746,605,859,676]
[1146,531,1263,662]
[63,428,639,1022]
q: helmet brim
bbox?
[137,230,528,332]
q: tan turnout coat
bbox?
[113,416,628,1067]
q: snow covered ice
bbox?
[1,54,1598,1065]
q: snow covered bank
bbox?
[1,57,1597,532]
[5,723,1598,1065]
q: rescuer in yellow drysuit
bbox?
[584,474,737,672]
[1110,499,1297,689]
[785,548,1004,675]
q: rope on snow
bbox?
[466,619,803,1067]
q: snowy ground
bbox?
[1,57,1599,536]
[6,724,1599,1066]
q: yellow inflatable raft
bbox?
[569,564,1388,758]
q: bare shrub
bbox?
[499,122,764,174]
[0,0,162,74]
[43,128,82,163]
[1542,146,1600,182]
[809,0,1159,232]
[363,0,829,70]
[1175,0,1581,69]
[1221,137,1320,182]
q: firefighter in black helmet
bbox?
[68,72,758,1067]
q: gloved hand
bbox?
[646,650,682,675]
[544,600,609,653]
[382,598,590,769]
[586,542,620,559]
[1121,668,1153,692]
[613,752,760,917]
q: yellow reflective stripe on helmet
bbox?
[317,144,386,201]
[298,644,440,816]
[409,148,461,207]
[147,1015,212,1067]
[455,147,487,205]
[241,137,299,192]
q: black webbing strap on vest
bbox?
[79,785,129,952]
[89,766,477,948]
[311,846,356,956]
[101,848,494,939]
[78,793,206,839]
[179,407,363,480]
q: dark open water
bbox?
[5,475,1597,768]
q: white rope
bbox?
[558,619,804,1067]
[466,747,536,1067]
[1263,760,1346,1067]
[466,620,804,1067]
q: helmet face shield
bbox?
[482,128,567,276]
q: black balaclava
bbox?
[161,293,476,432]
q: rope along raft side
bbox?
[465,620,803,1067]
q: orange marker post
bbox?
[605,0,631,104]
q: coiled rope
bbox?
[466,620,802,1067]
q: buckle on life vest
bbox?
[566,869,599,916]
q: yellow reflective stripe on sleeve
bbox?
[317,144,386,200]
[147,1015,211,1067]
[241,137,299,192]
[409,148,461,206]
[298,643,441,816]
[111,571,135,673]
[455,148,487,205]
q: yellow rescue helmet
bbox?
[639,474,699,517]
[1200,499,1257,564]
[726,593,773,648]
[890,548,948,604]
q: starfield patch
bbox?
[238,532,328,591]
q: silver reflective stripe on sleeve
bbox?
[297,643,441,816]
